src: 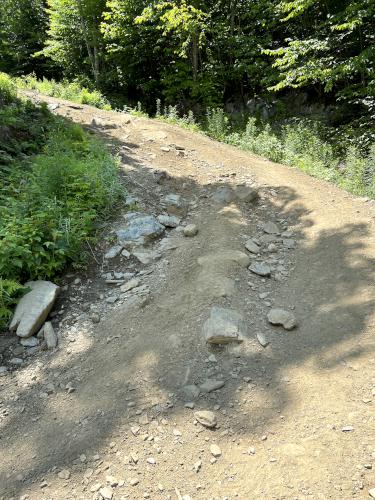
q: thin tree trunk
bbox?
[76,0,100,83]
[192,32,198,81]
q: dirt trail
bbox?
[1,93,375,500]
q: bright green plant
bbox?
[0,279,26,329]
[206,108,229,140]
[16,74,111,109]
[0,72,17,104]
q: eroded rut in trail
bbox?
[1,93,375,500]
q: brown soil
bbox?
[1,92,375,500]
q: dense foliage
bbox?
[1,1,373,127]
[0,73,123,327]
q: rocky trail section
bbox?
[1,93,375,500]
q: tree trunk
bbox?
[192,32,198,81]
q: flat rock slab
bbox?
[132,251,161,265]
[117,213,165,245]
[44,322,58,349]
[194,410,217,428]
[104,245,122,259]
[256,332,269,347]
[212,185,258,204]
[203,306,246,344]
[249,262,271,277]
[200,379,225,393]
[245,239,260,254]
[267,308,297,330]
[10,281,60,338]
[20,336,39,348]
[262,221,280,234]
[157,214,180,228]
[120,278,140,293]
[91,117,117,129]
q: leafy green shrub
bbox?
[0,279,26,329]
[340,145,375,197]
[206,108,229,140]
[0,99,52,168]
[0,72,17,104]
[16,74,111,110]
[154,100,200,132]
[0,121,123,283]
[211,113,374,198]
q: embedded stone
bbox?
[10,281,60,338]
[203,306,246,344]
[267,308,297,330]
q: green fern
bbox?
[0,278,26,329]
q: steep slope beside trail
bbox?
[1,93,375,500]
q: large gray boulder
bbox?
[203,306,246,344]
[117,213,165,245]
[9,281,60,338]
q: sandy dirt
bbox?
[1,92,375,500]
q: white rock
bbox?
[256,332,269,347]
[369,488,375,498]
[203,306,246,344]
[20,336,39,347]
[10,281,59,338]
[157,214,180,228]
[262,221,280,234]
[58,469,70,480]
[194,410,217,428]
[210,444,222,457]
[245,239,260,254]
[249,262,271,277]
[183,224,198,237]
[267,308,297,330]
[121,248,131,258]
[44,322,58,348]
[99,486,113,499]
[104,245,122,259]
[342,425,354,432]
[120,278,140,293]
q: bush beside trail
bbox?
[0,73,123,328]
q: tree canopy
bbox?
[1,0,374,138]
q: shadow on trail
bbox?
[1,113,374,498]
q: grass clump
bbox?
[213,111,375,199]
[16,74,112,109]
[154,100,200,133]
